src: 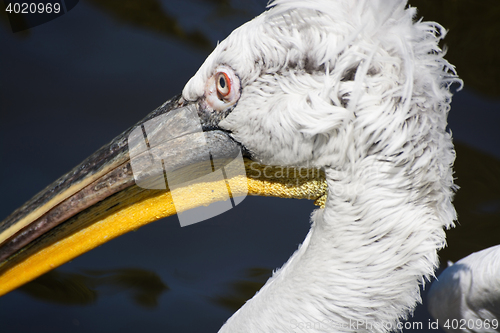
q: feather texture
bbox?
[428,246,500,333]
[182,0,462,331]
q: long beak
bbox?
[0,95,327,297]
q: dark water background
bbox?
[0,0,499,332]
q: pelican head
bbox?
[0,0,461,331]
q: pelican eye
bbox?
[216,72,231,99]
[204,65,241,111]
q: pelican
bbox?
[0,0,461,331]
[428,245,500,333]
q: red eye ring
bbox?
[203,65,240,111]
[216,72,231,100]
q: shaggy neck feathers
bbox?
[219,154,453,332]
[181,0,461,331]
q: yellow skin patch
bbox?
[0,160,326,297]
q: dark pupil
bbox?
[219,76,226,89]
